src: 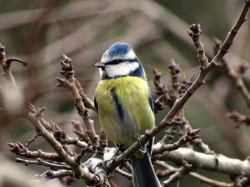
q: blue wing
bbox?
[147,92,154,155]
[148,92,154,112]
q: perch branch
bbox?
[154,148,250,178]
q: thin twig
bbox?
[213,37,250,108]
[114,168,132,180]
[188,24,209,69]
[153,129,200,155]
[8,142,60,161]
[39,170,74,179]
[15,158,71,170]
[56,55,98,148]
[25,133,41,148]
[162,162,193,187]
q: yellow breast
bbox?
[95,76,155,147]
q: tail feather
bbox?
[131,152,161,187]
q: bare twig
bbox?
[154,148,250,178]
[66,137,90,149]
[0,43,27,91]
[168,59,181,97]
[162,162,192,187]
[153,68,175,107]
[154,94,165,114]
[188,24,209,69]
[71,120,91,143]
[209,0,250,67]
[227,111,250,127]
[213,38,250,108]
[25,133,41,148]
[75,80,96,111]
[39,170,74,179]
[8,142,60,161]
[153,129,200,155]
[15,158,71,170]
[155,161,234,187]
[114,168,132,180]
[190,172,234,187]
[56,55,98,148]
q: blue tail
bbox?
[131,152,161,187]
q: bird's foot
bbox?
[137,136,146,153]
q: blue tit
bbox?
[94,42,160,187]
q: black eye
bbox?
[101,67,105,70]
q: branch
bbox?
[213,38,250,108]
[0,45,115,186]
[15,158,71,170]
[209,0,250,67]
[154,148,250,178]
[0,43,27,91]
[162,163,192,187]
[168,59,181,97]
[25,132,41,148]
[190,172,234,187]
[153,68,175,107]
[56,55,98,148]
[179,111,214,154]
[155,161,234,187]
[227,111,250,127]
[39,170,74,179]
[153,129,200,155]
[114,168,132,180]
[8,142,60,161]
[75,80,96,111]
[71,120,91,143]
[188,24,209,69]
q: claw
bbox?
[137,136,146,153]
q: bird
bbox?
[94,42,160,187]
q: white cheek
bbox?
[106,62,139,77]
[99,68,103,78]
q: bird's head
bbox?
[95,42,145,79]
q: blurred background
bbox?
[0,0,250,186]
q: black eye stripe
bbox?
[104,58,139,65]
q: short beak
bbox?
[95,62,105,68]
